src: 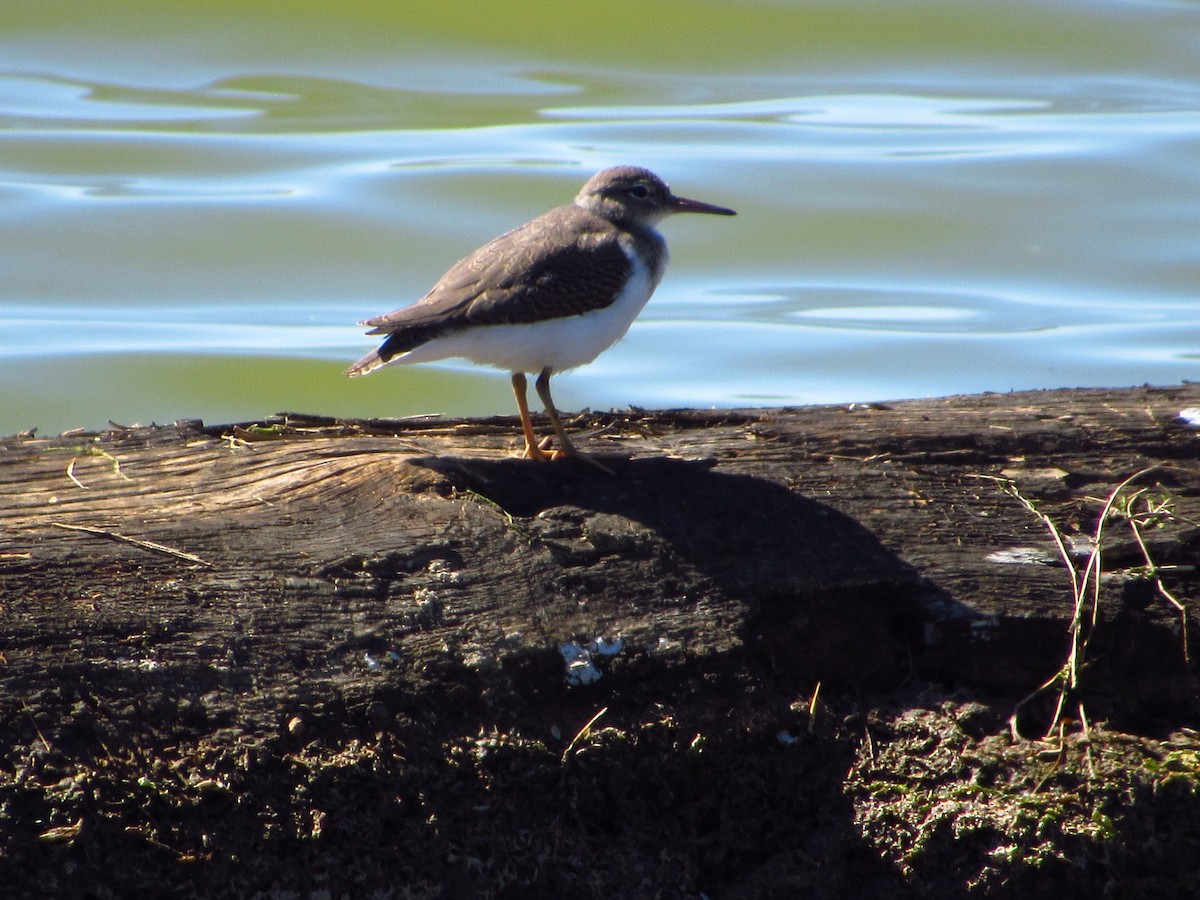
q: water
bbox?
[2,0,1199,435]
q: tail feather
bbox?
[346,327,443,377]
[345,349,387,378]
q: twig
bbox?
[51,522,213,567]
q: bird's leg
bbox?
[534,368,614,475]
[533,368,577,457]
[511,372,557,462]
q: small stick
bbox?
[51,522,213,567]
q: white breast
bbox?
[393,241,664,374]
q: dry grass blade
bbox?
[65,458,88,490]
[1123,492,1191,664]
[561,706,609,763]
[51,522,213,567]
[983,467,1169,740]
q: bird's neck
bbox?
[619,224,669,287]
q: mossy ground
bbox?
[4,681,1198,899]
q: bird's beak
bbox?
[669,194,737,216]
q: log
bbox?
[2,384,1198,897]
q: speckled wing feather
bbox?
[359,205,634,358]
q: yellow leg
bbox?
[534,368,613,475]
[533,368,578,456]
[511,372,557,461]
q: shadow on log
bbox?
[414,454,923,684]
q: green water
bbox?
[2,0,1199,434]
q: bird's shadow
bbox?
[411,452,928,683]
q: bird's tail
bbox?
[346,329,434,377]
[345,349,387,378]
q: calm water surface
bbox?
[2,0,1199,434]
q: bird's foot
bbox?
[522,436,615,476]
[522,436,566,462]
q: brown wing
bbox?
[360,205,633,339]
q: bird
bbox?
[346,165,736,470]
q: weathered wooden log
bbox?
[1,385,1198,897]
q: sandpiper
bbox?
[346,166,736,469]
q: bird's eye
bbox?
[629,183,650,199]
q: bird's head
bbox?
[575,166,736,228]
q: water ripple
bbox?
[0,73,262,124]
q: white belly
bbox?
[393,251,659,374]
